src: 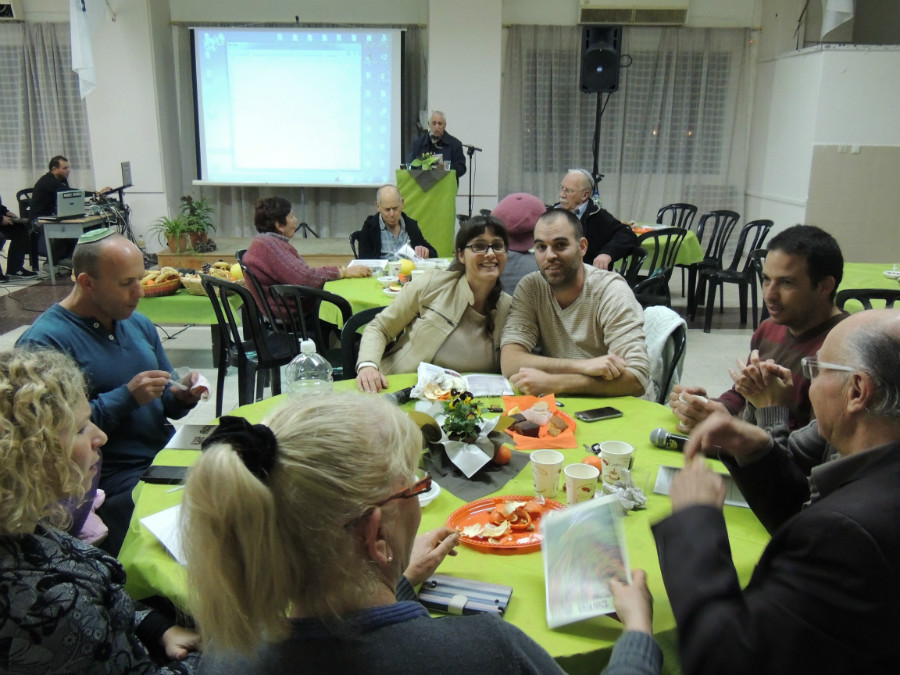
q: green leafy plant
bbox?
[180,195,216,235]
[410,153,443,170]
[441,390,483,440]
[148,214,191,253]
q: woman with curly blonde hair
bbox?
[0,347,202,673]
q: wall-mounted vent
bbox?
[580,7,688,27]
[0,1,23,22]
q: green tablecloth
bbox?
[120,375,769,674]
[137,288,242,326]
[839,262,899,312]
[637,228,703,267]
[321,277,393,326]
[396,169,457,257]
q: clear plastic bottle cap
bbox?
[300,339,316,355]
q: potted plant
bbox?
[149,214,191,253]
[180,195,216,245]
[410,153,443,171]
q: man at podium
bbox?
[408,110,466,179]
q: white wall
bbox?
[168,0,426,24]
[427,0,502,214]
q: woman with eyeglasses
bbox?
[356,216,512,393]
[0,348,201,673]
[182,394,660,674]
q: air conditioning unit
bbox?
[580,0,689,26]
[0,1,24,22]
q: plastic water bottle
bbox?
[285,339,333,396]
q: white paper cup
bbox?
[410,269,425,281]
[564,463,599,505]
[386,261,403,277]
[599,441,635,486]
[530,449,564,499]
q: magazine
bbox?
[541,495,630,628]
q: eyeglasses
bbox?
[801,356,857,379]
[465,243,507,255]
[344,473,433,528]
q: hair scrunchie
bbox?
[201,416,278,481]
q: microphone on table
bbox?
[384,386,413,406]
[649,428,690,452]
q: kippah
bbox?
[78,227,116,244]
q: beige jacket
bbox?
[357,269,512,375]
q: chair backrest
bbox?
[269,284,353,371]
[349,231,362,258]
[237,254,279,329]
[836,288,900,311]
[642,305,687,404]
[340,306,386,377]
[615,245,648,287]
[16,188,33,220]
[200,274,284,364]
[727,220,774,273]
[656,203,698,230]
[659,324,687,404]
[636,227,688,280]
[696,210,740,262]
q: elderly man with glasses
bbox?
[553,168,637,270]
[652,308,900,674]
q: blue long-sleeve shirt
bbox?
[17,304,191,497]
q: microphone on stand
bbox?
[649,428,690,451]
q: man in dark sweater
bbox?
[554,169,637,270]
[407,110,466,179]
[358,185,438,260]
[31,155,110,267]
[0,193,37,280]
[670,225,847,432]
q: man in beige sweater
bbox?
[500,208,649,396]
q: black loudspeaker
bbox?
[580,25,622,93]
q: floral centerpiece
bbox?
[410,153,443,170]
[441,390,483,442]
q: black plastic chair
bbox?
[340,306,386,377]
[631,227,688,307]
[836,288,900,311]
[201,274,298,416]
[688,210,741,318]
[15,188,42,269]
[615,245,648,287]
[658,203,698,296]
[698,219,773,333]
[269,284,353,379]
[236,250,280,331]
[659,323,687,405]
[349,231,362,258]
[748,248,769,327]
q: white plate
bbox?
[418,480,441,507]
[383,288,401,296]
[883,270,900,280]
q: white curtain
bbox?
[500,26,752,224]
[171,24,428,238]
[0,23,93,206]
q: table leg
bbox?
[44,228,57,285]
[687,266,697,320]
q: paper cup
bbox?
[599,441,635,486]
[564,463,599,505]
[530,449,564,499]
[386,260,403,277]
[410,269,425,281]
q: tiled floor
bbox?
[0,273,755,424]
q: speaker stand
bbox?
[591,92,611,186]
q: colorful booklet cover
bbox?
[541,495,630,628]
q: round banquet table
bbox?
[119,375,770,674]
[837,262,900,313]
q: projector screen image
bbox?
[192,27,402,187]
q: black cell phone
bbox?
[574,406,623,422]
[140,465,189,485]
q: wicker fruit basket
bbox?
[141,278,182,297]
[180,275,206,296]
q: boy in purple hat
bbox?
[491,192,546,292]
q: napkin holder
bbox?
[418,574,513,616]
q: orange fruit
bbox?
[493,444,512,465]
[581,455,604,471]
